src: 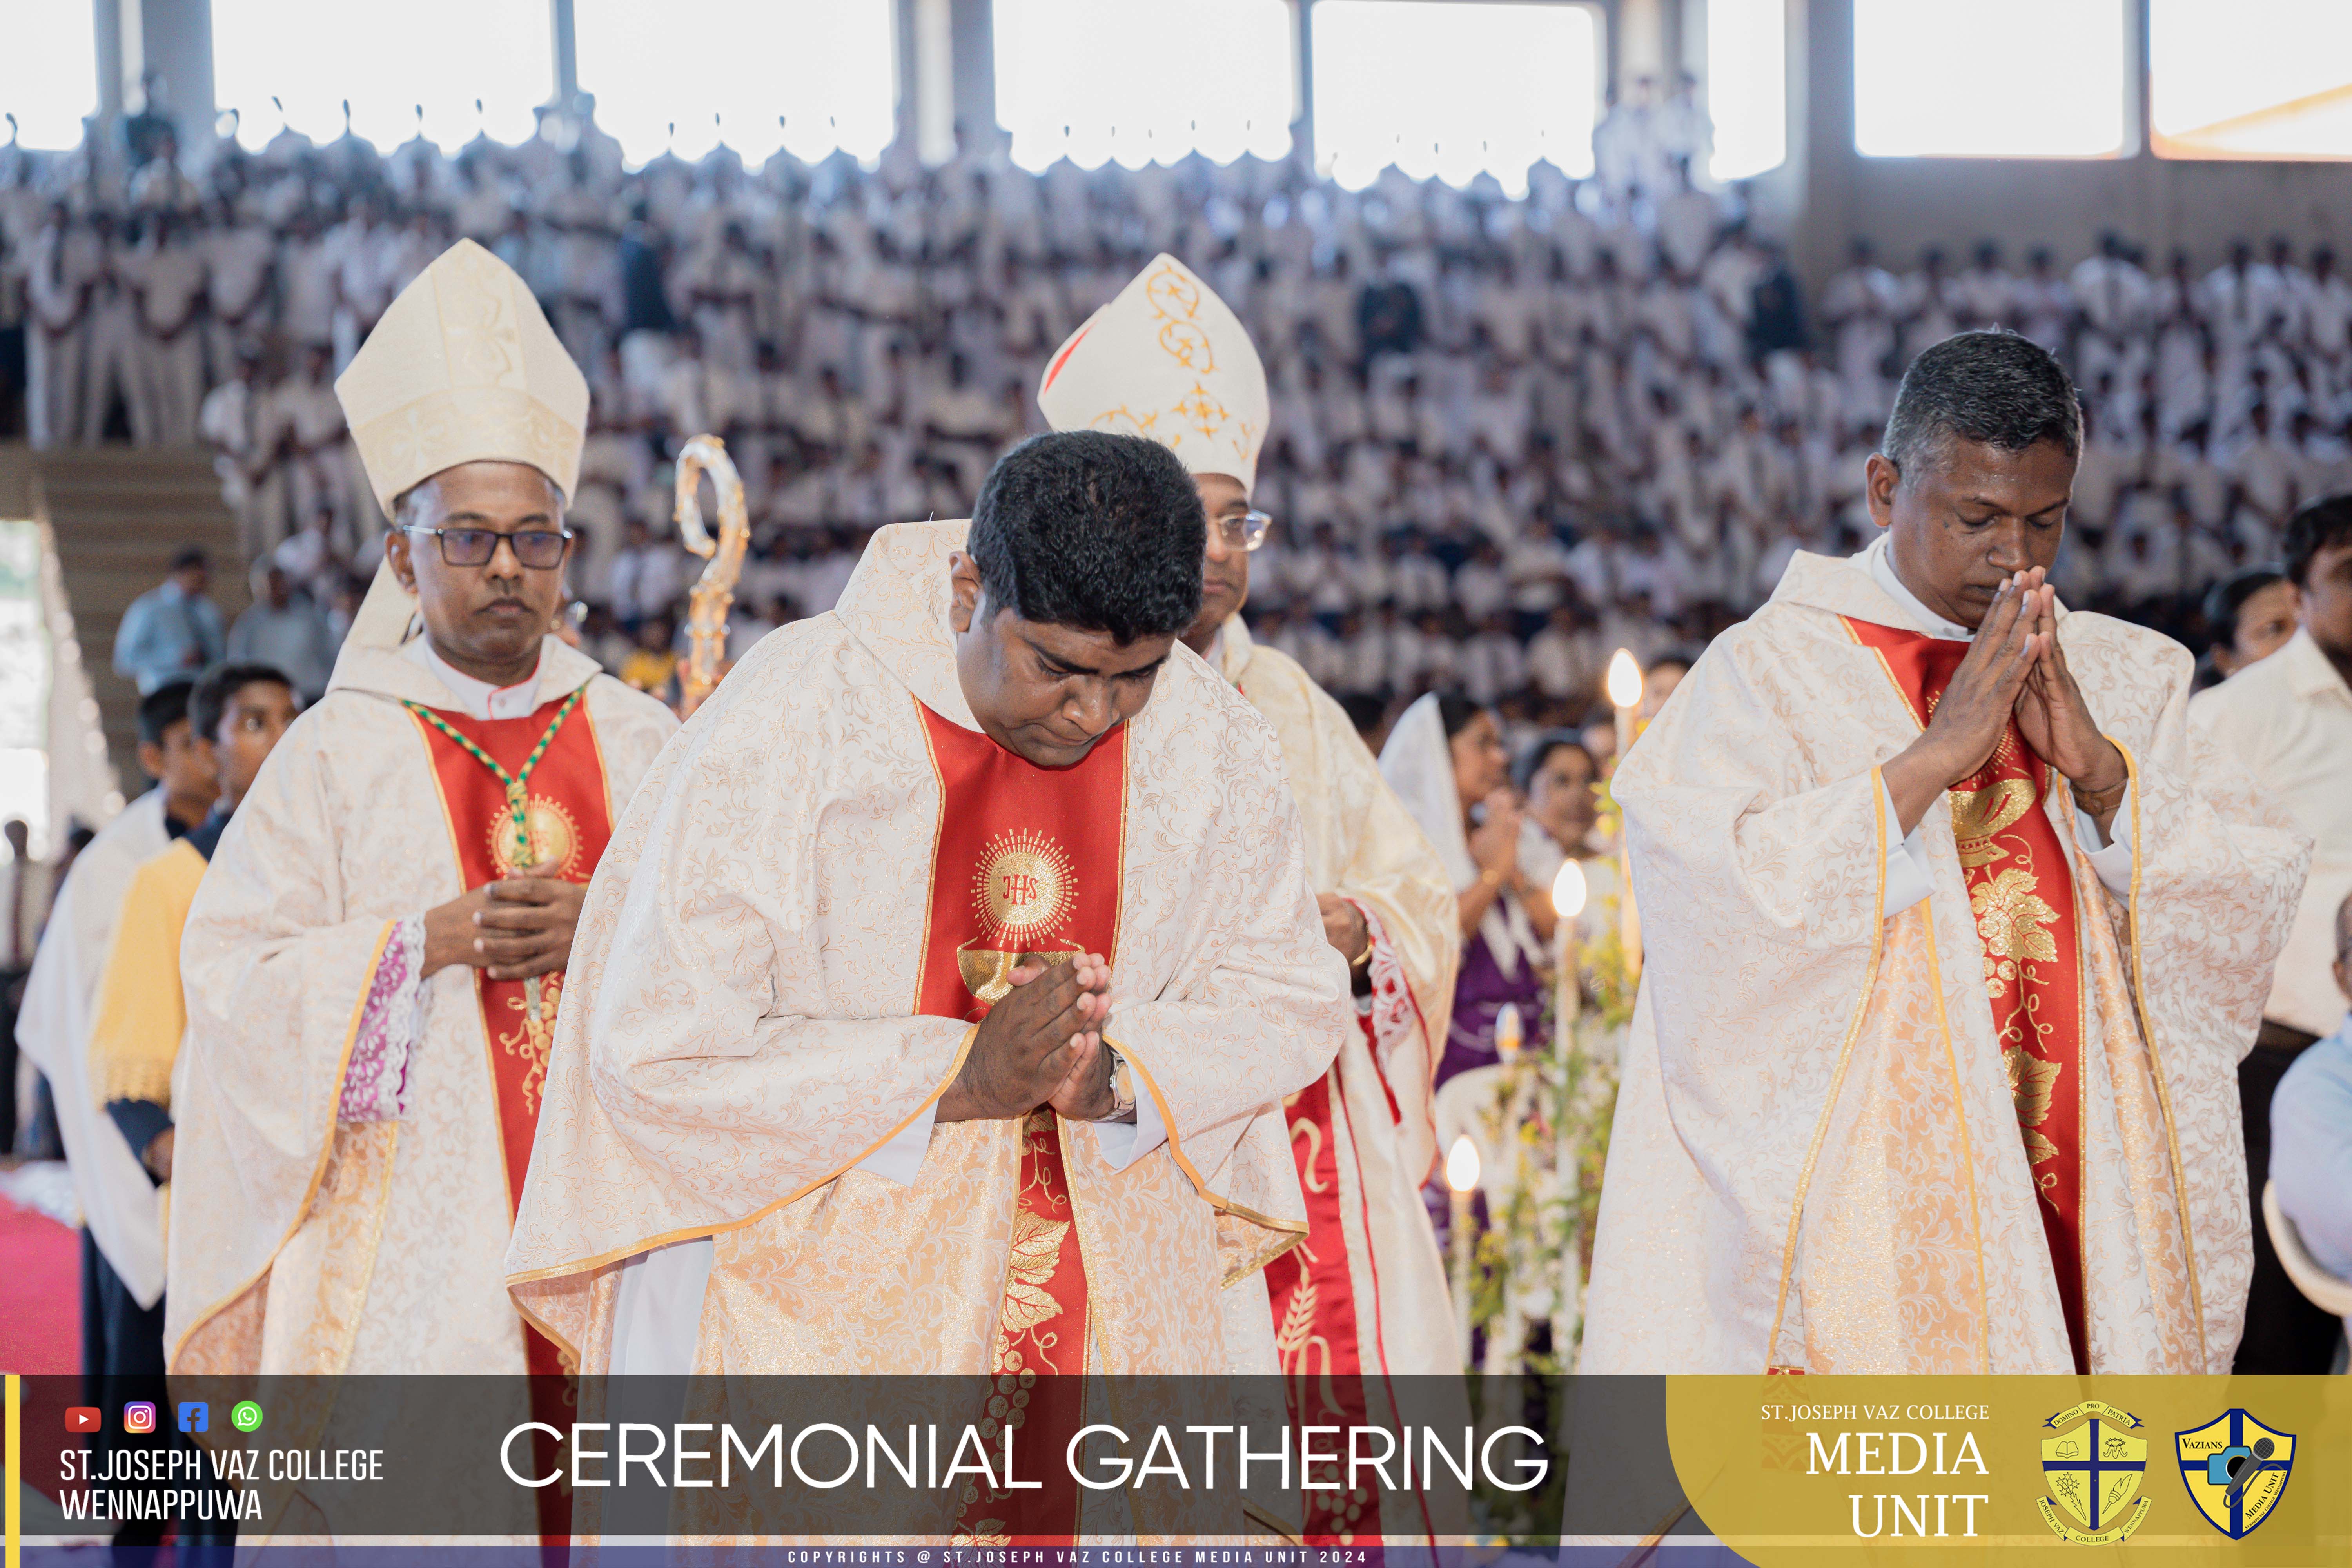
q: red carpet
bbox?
[0,1189,79,1375]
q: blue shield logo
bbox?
[2176,1409,2294,1538]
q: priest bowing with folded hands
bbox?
[1584,331,2308,1376]
[508,430,1348,1431]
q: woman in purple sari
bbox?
[1376,692,1556,1088]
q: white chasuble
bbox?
[507,520,1350,1381]
[1212,616,1466,1552]
[1583,548,2307,1375]
[1211,619,1462,1373]
[165,634,676,1380]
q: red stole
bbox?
[1843,617,2089,1371]
[1265,1040,1383,1546]
[409,693,615,1381]
[915,702,1125,1544]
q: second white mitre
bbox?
[1037,251,1269,490]
[334,237,590,517]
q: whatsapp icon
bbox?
[230,1401,264,1433]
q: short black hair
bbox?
[137,679,197,746]
[2203,565,2288,634]
[966,432,1203,644]
[1514,731,1595,795]
[171,544,210,573]
[1882,330,2082,483]
[2283,496,2352,587]
[190,662,294,742]
[1436,691,1487,740]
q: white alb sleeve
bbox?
[1879,780,1938,918]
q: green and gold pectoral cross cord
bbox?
[403,687,586,1024]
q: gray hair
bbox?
[1881,330,2082,483]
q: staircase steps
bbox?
[24,446,250,786]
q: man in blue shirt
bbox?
[2272,891,2352,1346]
[111,545,225,695]
[224,564,338,702]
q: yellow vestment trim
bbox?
[1112,1036,1311,1286]
[2112,736,2207,1368]
[1763,766,1888,1369]
[171,917,396,1370]
[1913,872,1991,1372]
[503,1023,982,1303]
[1819,617,1994,1372]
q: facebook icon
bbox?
[178,1402,207,1434]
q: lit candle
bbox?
[1446,1134,1481,1368]
[1606,648,1643,766]
[1605,649,1645,979]
[1551,858,1587,1032]
[1494,1001,1523,1065]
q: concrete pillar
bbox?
[1617,0,1668,86]
[1741,0,1812,248]
[914,0,957,164]
[1295,0,1316,166]
[551,0,579,108]
[139,0,216,158]
[93,0,126,125]
[949,0,993,154]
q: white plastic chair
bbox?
[2263,1180,2352,1340]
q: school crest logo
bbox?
[2036,1401,2151,1544]
[2175,1410,2294,1539]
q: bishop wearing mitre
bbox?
[1037,257,1461,1506]
[165,240,678,1383]
[1584,332,2308,1375]
[508,430,1346,1536]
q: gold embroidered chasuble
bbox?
[163,636,677,1381]
[506,520,1349,1383]
[1210,617,1463,1550]
[1583,548,2308,1376]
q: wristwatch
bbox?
[1098,1045,1139,1124]
[2071,773,2127,817]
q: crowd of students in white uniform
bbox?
[5,111,2348,721]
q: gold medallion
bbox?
[488,794,583,878]
[972,829,1075,947]
[959,830,1080,1004]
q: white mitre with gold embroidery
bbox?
[334,238,589,516]
[1038,252,1269,492]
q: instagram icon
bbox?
[123,1402,157,1433]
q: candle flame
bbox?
[1552,857,1589,918]
[1606,647,1644,710]
[1445,1134,1482,1194]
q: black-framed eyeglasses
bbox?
[1214,509,1274,552]
[401,525,573,570]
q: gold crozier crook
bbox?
[673,433,751,718]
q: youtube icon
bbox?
[65,1407,102,1433]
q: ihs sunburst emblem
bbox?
[973,829,1076,946]
[488,795,583,878]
